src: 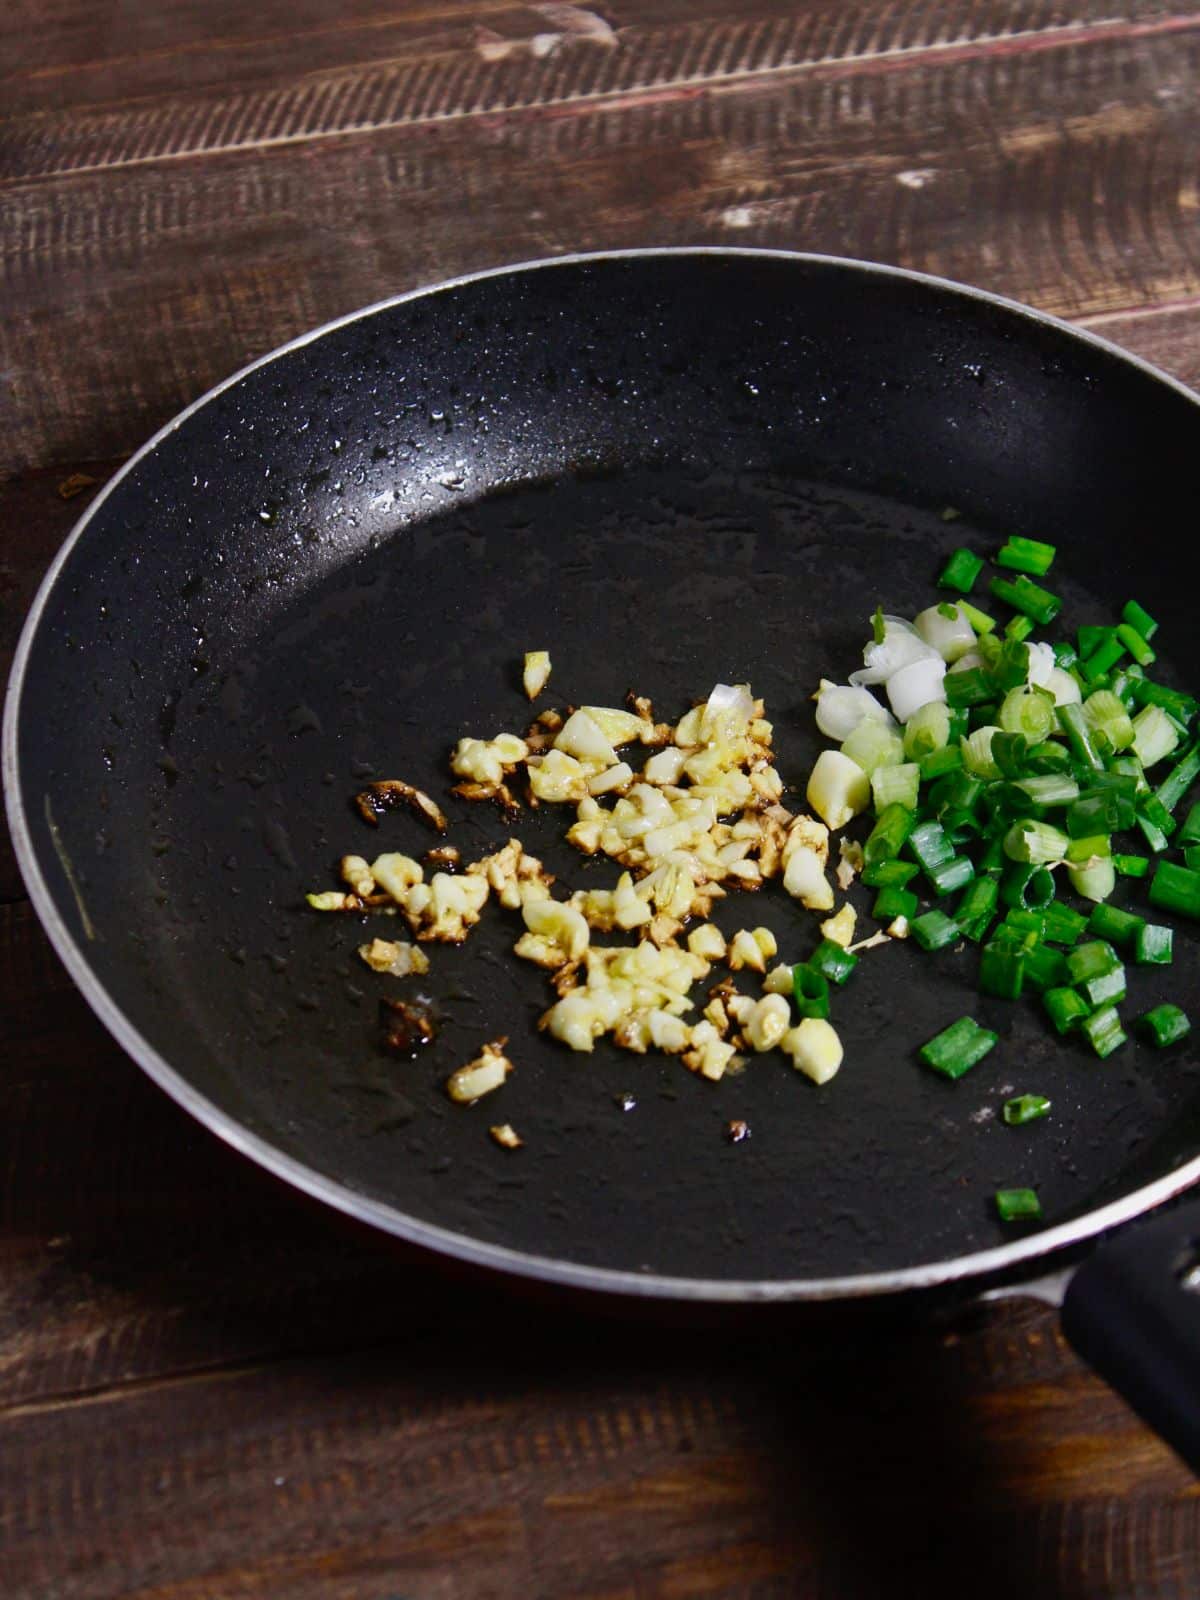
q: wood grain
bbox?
[5,8,1200,477]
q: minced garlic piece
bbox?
[357,938,430,977]
[820,904,857,948]
[523,651,551,699]
[446,1039,513,1103]
[490,1123,523,1149]
[782,1018,843,1084]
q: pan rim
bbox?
[7,244,1200,1303]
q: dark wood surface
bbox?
[5,3,1200,1594]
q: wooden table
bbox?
[5,3,1200,1593]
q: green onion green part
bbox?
[995,1188,1042,1222]
[1082,1004,1127,1058]
[1136,1004,1191,1048]
[938,548,985,594]
[791,964,831,1020]
[919,1015,998,1079]
[1003,1093,1051,1126]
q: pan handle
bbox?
[1060,1197,1200,1474]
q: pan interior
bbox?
[13,254,1200,1287]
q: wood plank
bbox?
[5,22,1200,478]
[0,1310,1192,1600]
[4,0,1185,134]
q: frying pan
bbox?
[8,249,1200,1467]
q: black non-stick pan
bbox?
[8,250,1200,1466]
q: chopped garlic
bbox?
[746,993,791,1052]
[783,845,833,910]
[820,904,858,948]
[466,838,553,909]
[682,1020,737,1081]
[642,746,688,785]
[446,1039,513,1103]
[782,1018,844,1084]
[579,706,647,747]
[490,1123,523,1149]
[357,938,430,977]
[687,923,727,961]
[404,871,489,942]
[836,838,865,891]
[523,651,551,699]
[728,927,775,973]
[341,855,376,897]
[371,853,424,902]
[451,732,528,787]
[527,748,591,802]
[520,898,590,963]
[763,963,794,996]
[554,709,619,767]
[588,761,634,796]
[887,916,910,940]
[306,890,354,912]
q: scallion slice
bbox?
[808,939,859,986]
[1135,923,1173,965]
[1113,853,1151,878]
[861,858,920,888]
[1115,622,1156,667]
[1085,902,1144,948]
[989,574,1061,625]
[919,1015,998,1078]
[1003,1093,1051,1125]
[910,908,961,951]
[1155,743,1200,814]
[938,548,984,593]
[1121,599,1158,642]
[996,536,1056,576]
[995,1188,1042,1222]
[792,964,831,1020]
[1003,820,1069,865]
[1136,1004,1191,1048]
[1149,860,1200,920]
[1043,986,1090,1034]
[1082,1004,1127,1058]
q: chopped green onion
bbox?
[903,701,951,761]
[990,733,1030,780]
[1132,703,1182,769]
[861,858,920,888]
[1081,634,1127,683]
[995,1188,1042,1222]
[1005,614,1035,642]
[955,875,999,941]
[1136,1004,1191,1048]
[872,604,886,645]
[1057,703,1106,772]
[1179,802,1200,845]
[1135,923,1173,965]
[919,1015,998,1079]
[998,686,1055,743]
[1077,625,1111,659]
[996,536,1056,576]
[1003,1093,1051,1126]
[1115,622,1156,667]
[1113,852,1150,878]
[1002,907,1046,942]
[873,885,918,923]
[1067,858,1116,902]
[1066,940,1120,983]
[927,855,975,897]
[1136,809,1172,854]
[1185,845,1200,872]
[990,639,1030,692]
[1138,794,1177,840]
[1066,792,1124,837]
[871,763,921,812]
[1042,902,1088,946]
[938,548,985,594]
[1000,863,1055,911]
[1023,942,1070,992]
[1082,690,1134,754]
[1014,773,1078,808]
[792,964,831,1020]
[1130,679,1198,723]
[919,746,964,780]
[910,908,961,951]
[1121,599,1158,642]
[1043,986,1090,1034]
[1054,640,1079,669]
[1085,903,1144,948]
[946,668,996,709]
[980,940,1025,999]
[1003,820,1069,865]
[864,802,916,865]
[809,939,859,987]
[906,818,954,872]
[1082,1004,1127,1058]
[990,574,1061,625]
[1065,833,1111,865]
[841,719,905,774]
[959,600,996,634]
[1149,860,1200,920]
[1155,743,1200,814]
